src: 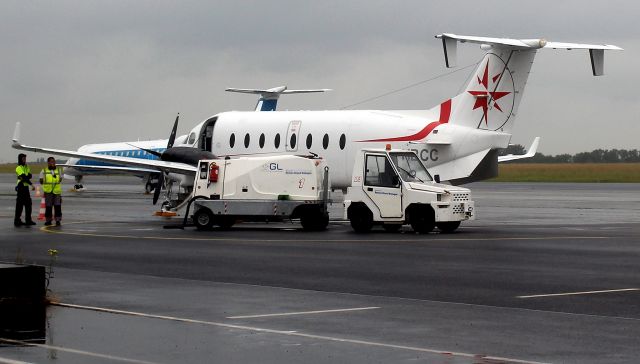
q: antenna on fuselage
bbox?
[225,86,331,111]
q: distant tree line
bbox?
[500,145,640,163]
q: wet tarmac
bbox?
[1,174,639,363]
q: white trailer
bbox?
[187,155,329,231]
[344,148,474,233]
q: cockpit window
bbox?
[187,132,196,145]
[389,152,432,183]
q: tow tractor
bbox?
[344,147,475,233]
[186,155,329,231]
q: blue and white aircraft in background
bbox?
[13,33,621,210]
[61,86,330,192]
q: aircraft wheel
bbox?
[437,221,460,233]
[383,224,401,232]
[349,206,373,233]
[410,207,435,234]
[193,208,214,231]
[145,182,154,194]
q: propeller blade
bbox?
[167,113,179,149]
[152,173,164,205]
[126,143,163,158]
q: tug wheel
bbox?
[437,221,460,233]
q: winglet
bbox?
[498,137,541,163]
[12,122,21,147]
[526,137,540,157]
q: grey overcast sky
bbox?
[0,1,637,162]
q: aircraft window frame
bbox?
[244,133,250,148]
[306,134,312,149]
[323,134,329,149]
[274,133,281,149]
[259,133,265,149]
[290,134,297,149]
[339,134,346,150]
[229,133,235,148]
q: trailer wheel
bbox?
[409,207,435,234]
[301,208,329,231]
[437,221,460,233]
[383,224,401,233]
[193,208,214,231]
[349,205,373,233]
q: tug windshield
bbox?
[389,152,433,183]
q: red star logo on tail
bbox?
[467,61,511,125]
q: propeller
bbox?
[151,113,178,205]
[167,113,179,148]
[127,113,180,159]
[153,172,164,205]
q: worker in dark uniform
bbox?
[40,157,63,226]
[14,153,36,226]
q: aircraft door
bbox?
[363,154,402,218]
[286,120,301,152]
[205,125,214,152]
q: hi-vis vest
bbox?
[41,168,62,194]
[15,165,31,187]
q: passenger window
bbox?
[259,133,265,148]
[306,134,312,149]
[323,134,329,149]
[274,133,281,149]
[365,155,398,188]
[290,134,297,149]
[229,133,235,148]
[244,133,250,148]
[339,134,346,150]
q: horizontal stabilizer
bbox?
[226,86,331,111]
[436,33,622,76]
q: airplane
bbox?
[61,86,330,192]
[12,33,622,211]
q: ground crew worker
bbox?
[39,157,63,226]
[14,153,36,226]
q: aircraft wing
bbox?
[498,137,540,163]
[12,123,196,175]
[59,164,159,174]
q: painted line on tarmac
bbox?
[0,338,158,364]
[0,357,33,364]
[39,222,612,243]
[52,302,549,364]
[518,288,640,299]
[227,306,380,319]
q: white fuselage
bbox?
[178,108,510,188]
